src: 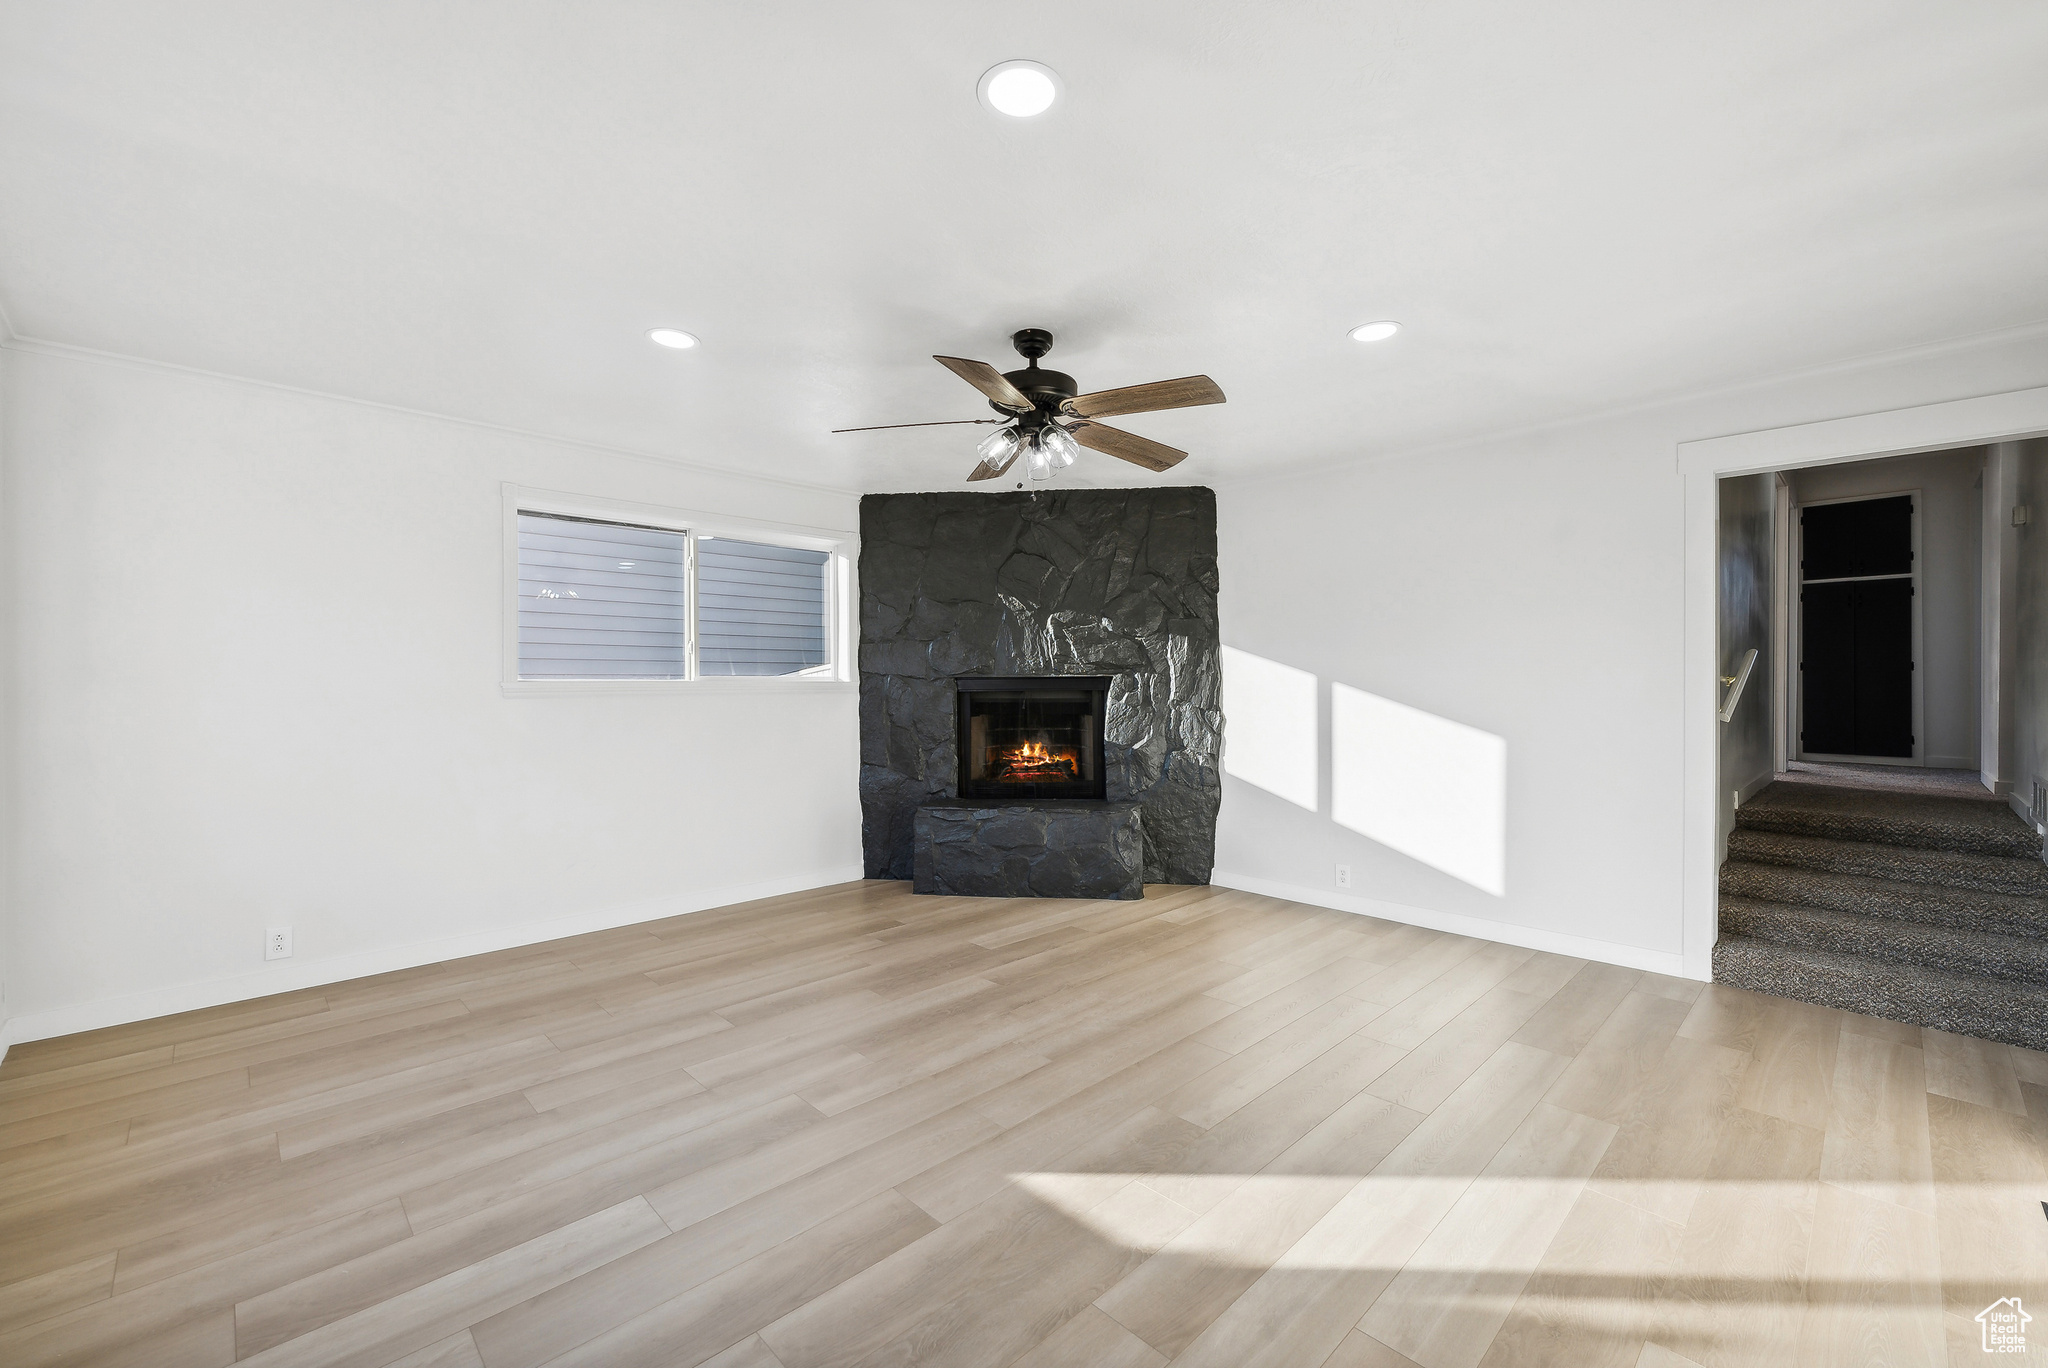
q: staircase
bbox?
[1715,776,2048,1049]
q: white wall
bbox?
[0,346,12,1034]
[1788,447,1982,769]
[1717,472,1775,847]
[0,346,863,1046]
[1212,328,2048,971]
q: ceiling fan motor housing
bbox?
[996,327,1076,417]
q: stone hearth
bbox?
[913,800,1143,899]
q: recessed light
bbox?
[1349,321,1401,343]
[978,60,1061,118]
[647,328,698,349]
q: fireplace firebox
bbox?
[955,677,1110,801]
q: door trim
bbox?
[1791,488,1924,766]
[1772,474,1793,772]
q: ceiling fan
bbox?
[833,329,1225,483]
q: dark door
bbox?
[1800,496,1913,759]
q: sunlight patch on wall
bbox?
[1219,646,1319,811]
[1331,683,1507,895]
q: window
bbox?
[696,536,830,676]
[508,493,846,688]
[517,513,688,679]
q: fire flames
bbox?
[993,739,1080,783]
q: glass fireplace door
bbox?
[956,677,1110,801]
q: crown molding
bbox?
[0,330,865,501]
[1211,317,2048,490]
[9,305,2045,500]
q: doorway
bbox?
[1681,382,2048,980]
[1796,492,1918,762]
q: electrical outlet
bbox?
[1335,864,1352,889]
[265,926,293,961]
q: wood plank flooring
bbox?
[1,880,2043,1367]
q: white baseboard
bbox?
[1734,768,1775,807]
[2008,791,2042,835]
[1982,771,2013,796]
[0,865,867,1059]
[1927,755,1976,771]
[1210,870,1693,979]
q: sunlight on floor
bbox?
[1012,1167,1993,1365]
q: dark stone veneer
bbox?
[914,801,1145,900]
[859,486,1222,885]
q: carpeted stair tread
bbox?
[1719,860,2048,940]
[1713,936,2048,1051]
[1737,782,2039,858]
[1718,895,2048,984]
[1725,827,2048,897]
[1771,765,2003,799]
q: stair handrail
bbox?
[1718,647,1759,724]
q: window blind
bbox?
[517,512,688,678]
[697,536,829,676]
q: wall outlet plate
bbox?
[266,926,293,961]
[1335,864,1352,889]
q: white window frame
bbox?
[501,482,857,696]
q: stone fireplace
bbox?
[859,487,1222,894]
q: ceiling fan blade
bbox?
[1070,421,1188,473]
[934,356,1034,411]
[831,418,1007,433]
[1063,374,1224,420]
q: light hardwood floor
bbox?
[0,880,2043,1368]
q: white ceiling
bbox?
[3,2,2044,493]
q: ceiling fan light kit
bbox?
[842,328,1226,484]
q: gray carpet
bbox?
[1725,827,2048,897]
[1736,781,2037,857]
[1773,759,1997,798]
[1714,938,2048,1048]
[1717,773,2048,1049]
